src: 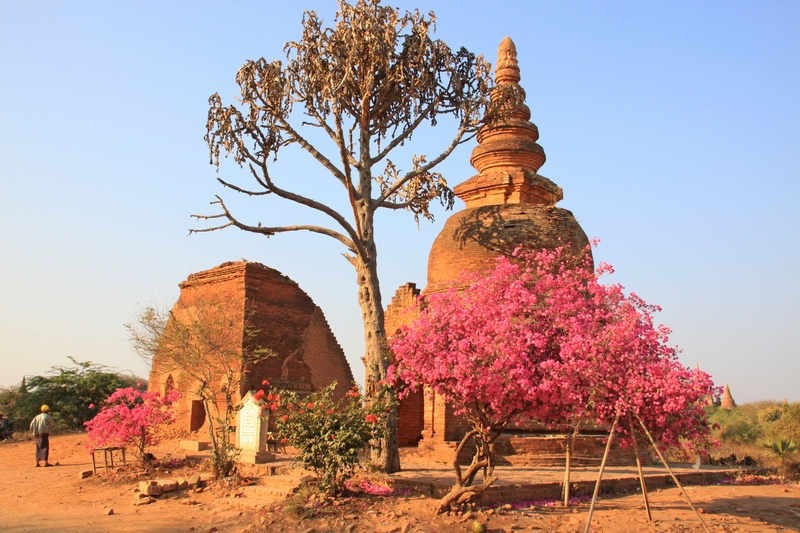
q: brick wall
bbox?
[402,433,650,467]
[149,261,353,436]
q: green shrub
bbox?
[760,437,797,481]
[771,404,800,442]
[709,405,763,444]
[758,405,784,423]
[269,382,392,495]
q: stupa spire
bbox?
[495,36,521,85]
[454,37,562,209]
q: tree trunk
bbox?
[355,251,400,473]
[437,429,498,514]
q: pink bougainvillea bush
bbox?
[552,263,719,454]
[390,244,718,513]
[84,387,178,462]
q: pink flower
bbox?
[88,404,95,409]
[262,379,270,386]
[364,414,378,424]
[281,415,289,422]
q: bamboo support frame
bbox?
[563,422,581,506]
[635,414,711,533]
[583,410,621,533]
[627,414,652,522]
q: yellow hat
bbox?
[40,405,49,412]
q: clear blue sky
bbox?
[1,1,798,404]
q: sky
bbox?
[1,1,798,404]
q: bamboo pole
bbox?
[627,414,652,522]
[563,422,582,506]
[563,436,572,506]
[635,415,711,533]
[583,410,621,533]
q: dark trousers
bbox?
[35,433,50,462]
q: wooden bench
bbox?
[90,447,126,473]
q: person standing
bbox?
[0,413,12,440]
[30,405,54,467]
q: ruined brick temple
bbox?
[148,261,354,436]
[385,38,636,466]
[149,38,640,465]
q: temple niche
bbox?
[148,261,354,437]
[386,38,637,466]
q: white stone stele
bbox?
[237,390,275,464]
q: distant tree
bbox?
[85,387,178,462]
[126,300,273,478]
[709,406,763,445]
[771,403,800,442]
[5,358,143,428]
[194,0,492,473]
[758,405,784,423]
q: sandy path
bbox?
[1,433,799,532]
[0,433,256,533]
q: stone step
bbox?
[214,496,277,508]
[243,484,295,498]
[214,474,314,509]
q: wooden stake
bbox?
[635,415,711,533]
[627,414,652,522]
[563,421,582,506]
[563,435,572,506]
[583,410,620,533]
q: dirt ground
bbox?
[1,433,799,533]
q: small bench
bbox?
[265,433,286,453]
[90,447,126,473]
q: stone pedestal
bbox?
[237,391,274,464]
[239,450,275,463]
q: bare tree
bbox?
[194,0,491,473]
[127,300,273,478]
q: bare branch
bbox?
[247,162,366,256]
[192,196,358,253]
[375,121,468,207]
[278,118,348,184]
[217,177,270,196]
[371,101,435,165]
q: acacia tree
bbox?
[390,246,717,513]
[194,0,492,473]
[126,300,273,478]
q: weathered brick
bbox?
[149,261,354,438]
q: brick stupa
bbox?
[385,39,636,467]
[149,261,354,435]
[720,383,736,410]
[426,36,589,292]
